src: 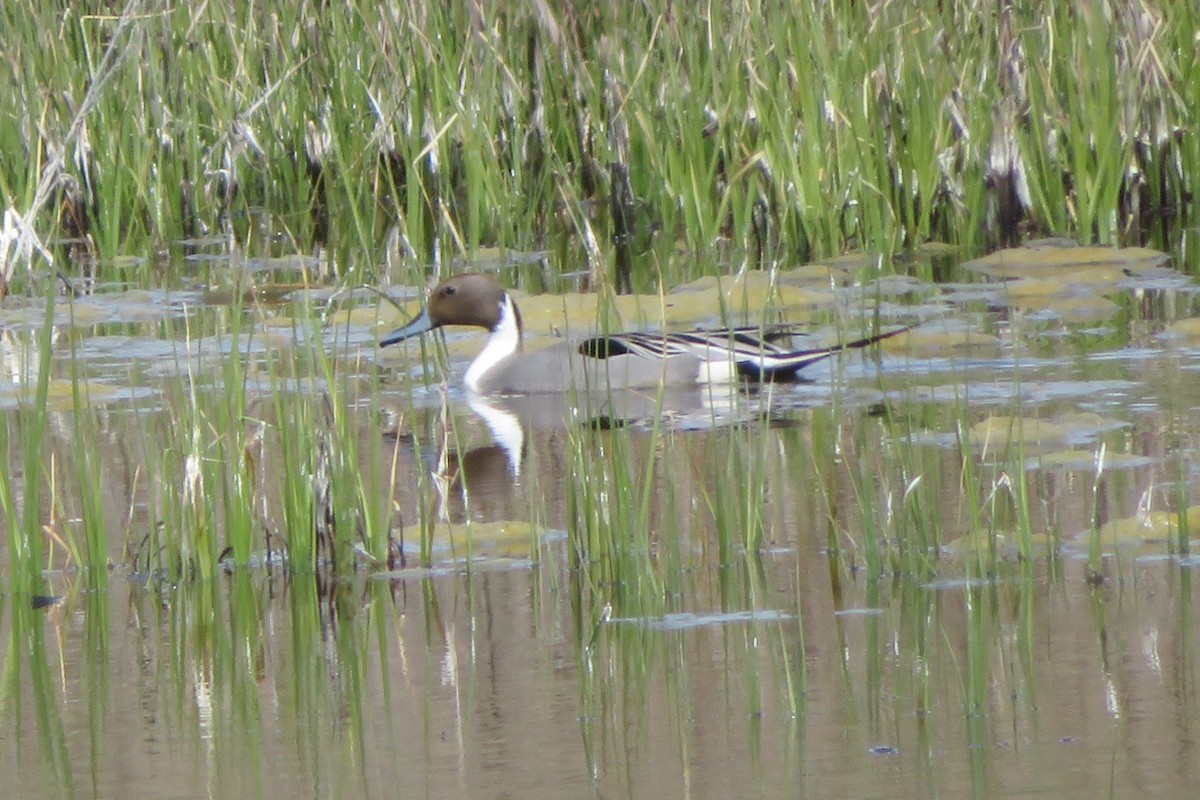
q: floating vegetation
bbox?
[961,244,1172,279]
[1084,507,1200,547]
[968,412,1128,448]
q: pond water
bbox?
[4,238,1200,798]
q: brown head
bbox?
[380,273,523,345]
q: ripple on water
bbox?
[608,609,795,630]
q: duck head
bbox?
[380,273,523,345]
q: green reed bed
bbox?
[955,414,1013,573]
[3,1,1197,296]
[880,428,943,577]
[211,294,256,572]
[66,336,108,586]
[895,584,936,718]
[269,324,380,573]
[960,424,1040,576]
[0,281,400,586]
[565,396,800,616]
[401,401,445,569]
[258,314,401,574]
[566,414,813,717]
[812,394,895,580]
[700,413,771,564]
[796,389,1043,586]
[0,290,56,596]
[125,373,187,576]
[114,289,393,579]
[267,367,328,568]
[565,415,666,620]
[151,315,250,580]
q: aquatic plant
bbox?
[0,1,1195,295]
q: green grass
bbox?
[0,288,56,596]
[67,326,109,586]
[2,1,1197,295]
[564,415,664,620]
[11,0,1180,586]
[0,11,1193,791]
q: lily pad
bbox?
[1003,293,1121,322]
[419,519,543,560]
[891,326,1001,354]
[778,264,847,285]
[917,241,959,256]
[669,272,836,320]
[819,253,882,273]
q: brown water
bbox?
[7,523,1200,798]
[4,241,1200,798]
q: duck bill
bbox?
[380,308,436,347]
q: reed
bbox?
[564,416,665,619]
[3,1,1196,296]
[67,335,108,585]
[1,289,57,596]
[0,5,1191,790]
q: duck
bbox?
[380,273,911,395]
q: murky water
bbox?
[4,240,1200,798]
[7,531,1200,798]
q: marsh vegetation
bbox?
[2,2,1200,798]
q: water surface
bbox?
[4,241,1200,798]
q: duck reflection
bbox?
[416,384,816,526]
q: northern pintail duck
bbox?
[380,273,911,395]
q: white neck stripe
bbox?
[464,294,521,392]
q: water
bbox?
[9,541,1200,797]
[4,240,1200,798]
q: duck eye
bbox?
[443,286,457,296]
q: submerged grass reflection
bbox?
[10,596,76,799]
[3,487,1199,797]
